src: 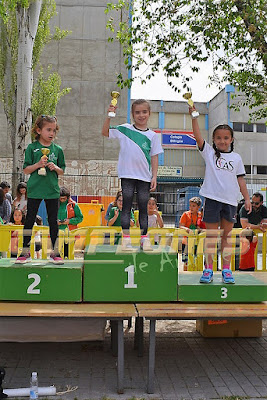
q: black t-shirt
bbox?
[239,204,267,225]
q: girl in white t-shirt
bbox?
[147,197,164,245]
[190,106,251,284]
[102,99,163,250]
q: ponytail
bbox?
[213,142,221,159]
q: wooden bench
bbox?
[136,302,267,393]
[0,302,137,394]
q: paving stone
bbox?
[0,322,266,400]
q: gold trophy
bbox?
[108,91,120,117]
[38,148,50,176]
[183,92,199,119]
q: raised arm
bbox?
[102,104,117,137]
[190,107,204,149]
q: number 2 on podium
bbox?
[27,273,41,294]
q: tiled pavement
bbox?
[1,320,267,400]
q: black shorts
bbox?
[203,198,237,224]
[35,243,42,252]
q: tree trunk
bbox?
[13,0,42,189]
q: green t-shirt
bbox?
[23,140,65,199]
[108,207,135,226]
[58,200,84,231]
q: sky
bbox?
[131,61,223,103]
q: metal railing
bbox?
[0,225,266,271]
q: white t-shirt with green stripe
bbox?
[109,123,163,182]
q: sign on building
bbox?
[157,166,182,177]
[155,130,196,148]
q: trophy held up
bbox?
[183,93,199,119]
[38,148,50,176]
[108,91,120,117]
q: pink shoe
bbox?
[50,253,64,265]
[15,252,32,264]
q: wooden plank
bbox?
[0,302,137,318]
[136,302,267,319]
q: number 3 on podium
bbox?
[221,287,228,299]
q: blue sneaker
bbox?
[222,269,235,284]
[200,269,213,284]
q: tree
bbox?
[31,66,71,139]
[106,0,267,120]
[0,0,69,190]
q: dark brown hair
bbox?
[10,208,25,224]
[60,186,70,199]
[16,182,27,200]
[212,124,234,159]
[112,189,123,207]
[0,188,4,205]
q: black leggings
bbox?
[23,198,59,251]
[121,178,150,235]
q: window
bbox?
[233,122,267,133]
[256,124,266,133]
[257,166,267,175]
[244,123,253,132]
[244,165,251,174]
[233,122,242,132]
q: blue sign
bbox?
[156,130,196,148]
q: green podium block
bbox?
[178,272,267,303]
[0,259,82,302]
[84,245,178,301]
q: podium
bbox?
[0,259,83,302]
[83,245,178,302]
[178,272,267,302]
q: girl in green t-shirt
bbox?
[108,193,135,244]
[15,115,66,265]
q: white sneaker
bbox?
[121,236,133,251]
[140,236,153,251]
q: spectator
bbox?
[108,193,135,228]
[0,187,11,223]
[239,228,258,272]
[108,193,135,245]
[233,198,245,270]
[0,181,12,205]
[147,197,164,245]
[9,208,25,258]
[105,189,122,224]
[234,198,245,228]
[34,215,43,259]
[58,186,83,258]
[240,192,267,231]
[13,182,27,213]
